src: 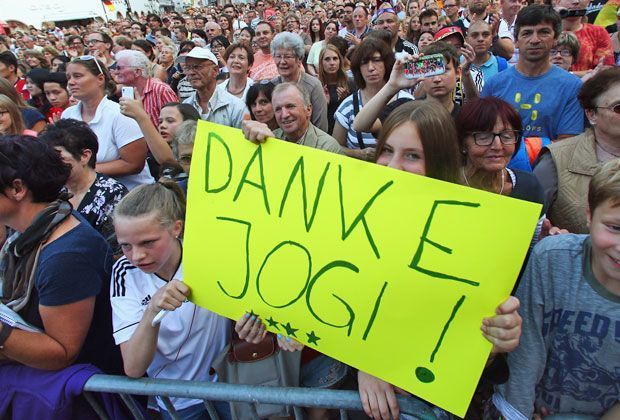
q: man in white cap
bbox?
[179,47,249,128]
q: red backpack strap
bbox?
[525,137,543,166]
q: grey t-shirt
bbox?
[497,234,620,418]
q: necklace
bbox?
[462,167,505,195]
[227,80,246,96]
[596,140,620,158]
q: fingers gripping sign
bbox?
[235,311,268,344]
[481,296,522,354]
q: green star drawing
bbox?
[249,309,260,318]
[266,317,280,330]
[306,331,321,346]
[282,322,298,337]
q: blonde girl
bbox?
[110,181,231,420]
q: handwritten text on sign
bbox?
[184,121,541,417]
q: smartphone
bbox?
[403,54,446,79]
[121,86,135,99]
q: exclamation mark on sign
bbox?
[415,295,466,383]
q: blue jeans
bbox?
[160,400,232,420]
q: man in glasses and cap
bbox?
[179,47,249,128]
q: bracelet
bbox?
[0,322,13,349]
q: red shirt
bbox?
[141,78,179,127]
[571,23,614,72]
[14,78,30,101]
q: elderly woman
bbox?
[550,32,579,72]
[157,37,178,82]
[456,97,545,206]
[534,67,620,233]
[271,32,328,132]
[219,43,254,101]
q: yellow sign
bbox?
[184,121,541,417]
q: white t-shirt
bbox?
[110,257,230,411]
[61,97,154,190]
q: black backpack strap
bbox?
[351,90,366,149]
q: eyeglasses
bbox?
[274,54,297,61]
[470,130,521,146]
[184,63,209,71]
[550,48,571,57]
[596,104,620,114]
[86,39,104,45]
[77,55,104,75]
[113,65,137,72]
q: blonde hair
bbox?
[113,180,186,229]
[0,94,26,135]
[588,159,620,212]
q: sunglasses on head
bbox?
[76,55,104,75]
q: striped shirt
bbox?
[141,77,179,127]
[335,89,413,149]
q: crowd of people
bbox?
[0,0,619,418]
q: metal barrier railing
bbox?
[83,374,438,420]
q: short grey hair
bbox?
[171,120,197,158]
[273,82,311,107]
[270,32,305,60]
[114,49,150,76]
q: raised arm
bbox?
[119,97,176,165]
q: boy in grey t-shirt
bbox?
[494,160,620,418]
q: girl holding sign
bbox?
[110,181,232,419]
[356,98,523,420]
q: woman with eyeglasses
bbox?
[85,31,115,68]
[210,35,231,74]
[62,56,154,190]
[456,97,545,207]
[534,68,620,234]
[333,38,410,161]
[306,20,339,76]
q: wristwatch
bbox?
[0,322,13,349]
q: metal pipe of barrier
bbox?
[84,375,437,419]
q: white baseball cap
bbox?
[176,47,218,66]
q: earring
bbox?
[461,149,467,155]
